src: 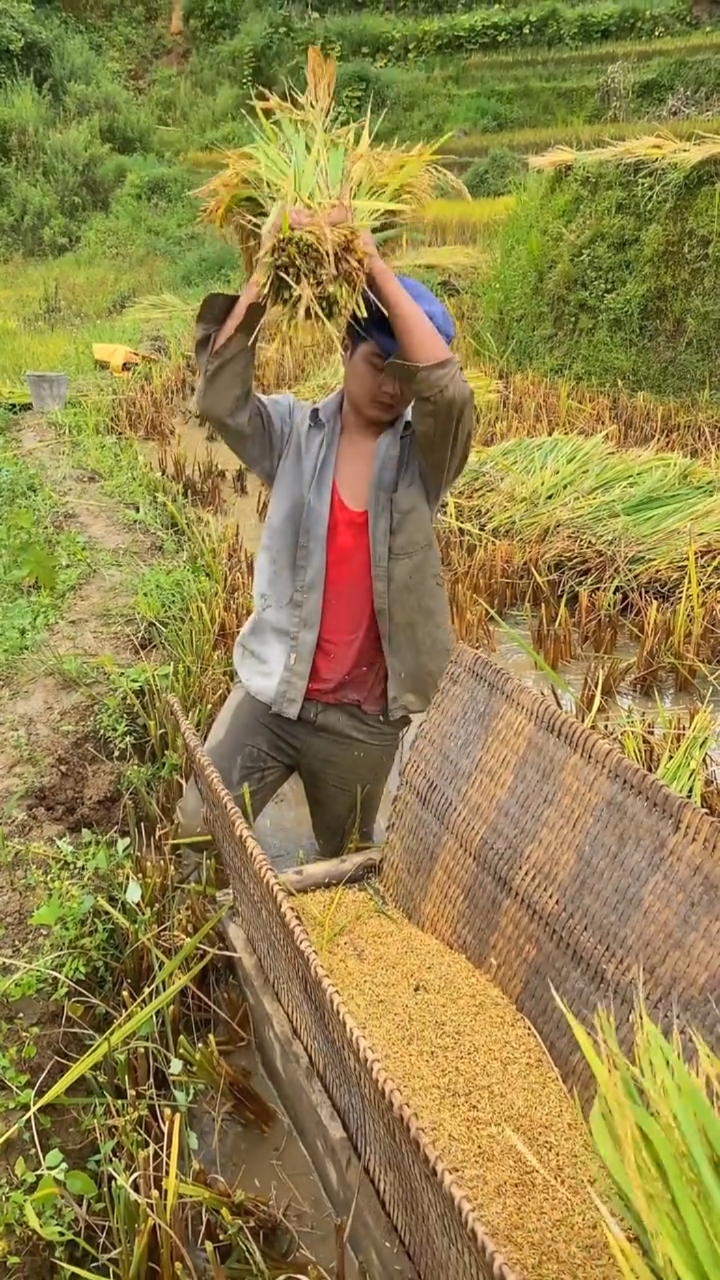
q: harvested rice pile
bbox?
[297,885,618,1280]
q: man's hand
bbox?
[266,204,379,262]
[215,206,381,354]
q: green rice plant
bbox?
[562,997,720,1280]
[615,702,717,808]
[194,46,466,334]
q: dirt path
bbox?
[0,414,167,1214]
[0,415,158,843]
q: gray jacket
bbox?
[195,294,474,721]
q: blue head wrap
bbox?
[348,275,455,360]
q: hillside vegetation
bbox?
[1,0,719,396]
[486,158,720,398]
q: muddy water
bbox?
[141,419,265,554]
[192,1043,364,1278]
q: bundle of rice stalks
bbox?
[441,435,720,599]
[194,46,467,333]
[439,435,720,685]
[531,131,720,171]
[562,997,720,1280]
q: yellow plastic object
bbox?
[92,343,147,377]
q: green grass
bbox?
[483,159,720,400]
[0,356,270,1279]
[0,419,89,669]
[0,831,133,1007]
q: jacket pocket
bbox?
[389,488,435,559]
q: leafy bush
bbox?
[308,0,485,11]
[464,150,527,197]
[633,52,720,111]
[0,0,52,84]
[79,156,240,292]
[319,1,697,62]
[0,81,119,257]
[61,79,155,155]
[485,160,720,399]
[335,60,390,121]
[184,0,294,49]
[204,17,301,93]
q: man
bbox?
[177,210,474,859]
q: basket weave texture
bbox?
[170,694,516,1280]
[382,646,720,1099]
[169,643,720,1277]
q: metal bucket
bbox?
[26,372,69,412]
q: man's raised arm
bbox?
[195,276,293,488]
[366,249,474,506]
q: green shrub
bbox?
[633,52,720,111]
[61,79,155,155]
[79,156,239,293]
[335,60,390,121]
[0,0,52,84]
[464,149,527,196]
[306,0,484,11]
[80,159,195,259]
[184,0,296,56]
[171,237,240,290]
[205,17,300,92]
[184,0,251,42]
[485,161,720,399]
[319,2,697,62]
[0,81,118,257]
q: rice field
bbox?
[439,436,720,691]
[412,195,517,244]
[475,369,720,461]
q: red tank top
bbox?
[306,482,387,714]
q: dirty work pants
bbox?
[175,687,408,859]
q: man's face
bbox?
[342,339,411,429]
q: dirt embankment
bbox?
[0,414,158,864]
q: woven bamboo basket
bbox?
[169,644,720,1280]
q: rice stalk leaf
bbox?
[560,993,720,1280]
[0,908,224,1148]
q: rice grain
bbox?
[297,885,619,1280]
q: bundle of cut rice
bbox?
[530,131,720,172]
[193,46,467,334]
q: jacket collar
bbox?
[311,388,412,436]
